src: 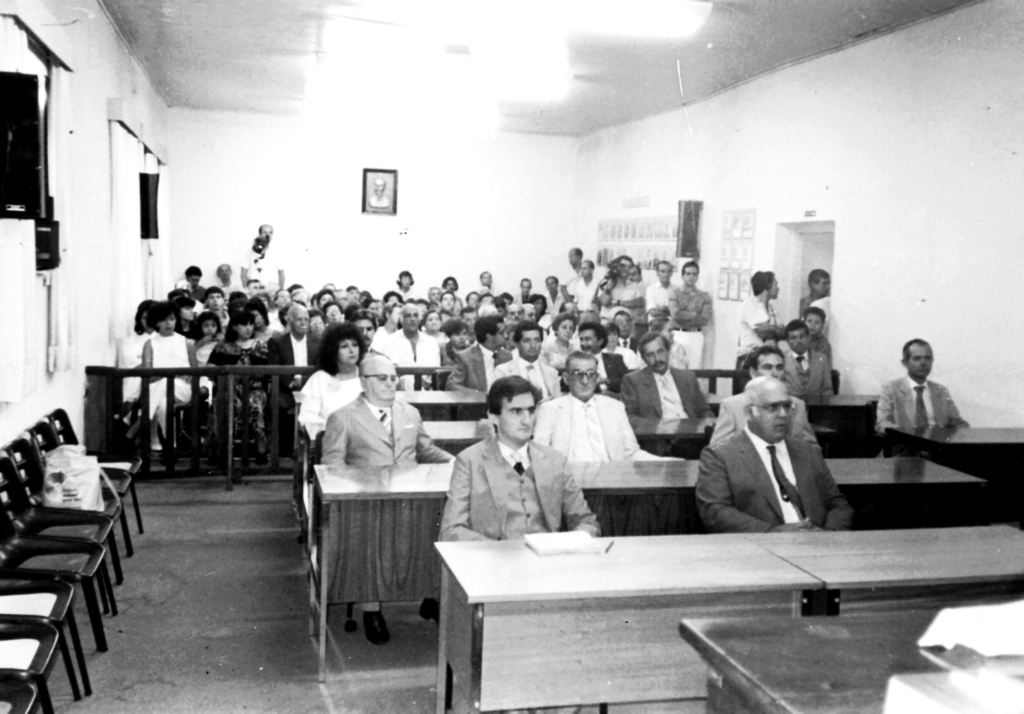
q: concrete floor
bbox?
[49,476,693,714]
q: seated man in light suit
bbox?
[321,356,454,644]
[493,320,562,399]
[533,352,662,461]
[621,332,714,425]
[446,314,513,392]
[711,345,817,447]
[439,376,600,542]
[782,319,833,405]
[696,377,854,533]
[876,338,969,437]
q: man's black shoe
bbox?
[363,611,390,645]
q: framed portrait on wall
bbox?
[362,168,397,215]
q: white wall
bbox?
[0,0,168,443]
[168,109,577,298]
[575,0,1024,426]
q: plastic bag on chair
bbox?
[42,445,108,511]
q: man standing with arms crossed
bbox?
[670,260,712,369]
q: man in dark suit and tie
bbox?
[322,356,454,644]
[696,376,853,533]
[446,314,513,392]
[267,303,320,454]
[621,332,713,423]
[577,320,629,394]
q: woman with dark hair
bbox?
[173,296,198,338]
[439,318,471,367]
[396,270,417,301]
[298,322,368,438]
[530,293,551,331]
[140,301,198,451]
[313,288,335,311]
[420,308,445,348]
[246,298,272,344]
[209,310,270,462]
[541,312,578,373]
[308,308,326,340]
[192,311,222,366]
[118,299,155,405]
[381,290,405,307]
[322,300,344,325]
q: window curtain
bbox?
[0,17,34,401]
[141,152,170,299]
[47,65,75,372]
[110,122,145,340]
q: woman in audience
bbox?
[396,270,417,301]
[441,277,464,312]
[298,323,368,439]
[273,288,291,314]
[322,300,344,325]
[192,311,222,366]
[530,293,551,331]
[439,291,458,317]
[541,312,578,373]
[140,301,198,452]
[382,290,404,307]
[313,288,335,312]
[465,291,480,310]
[421,309,445,347]
[308,308,326,340]
[209,310,270,463]
[439,319,471,367]
[351,310,384,357]
[604,322,643,370]
[246,299,272,344]
[174,296,198,338]
[118,299,155,409]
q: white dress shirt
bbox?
[571,278,600,311]
[645,282,675,314]
[567,396,611,462]
[290,333,308,368]
[498,441,532,470]
[518,358,550,399]
[744,426,802,524]
[653,370,687,420]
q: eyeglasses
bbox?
[568,370,600,382]
[363,374,400,383]
[753,400,793,415]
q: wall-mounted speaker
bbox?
[0,71,43,220]
[36,219,60,270]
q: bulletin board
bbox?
[717,209,755,301]
[596,216,678,269]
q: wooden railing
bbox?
[84,364,452,488]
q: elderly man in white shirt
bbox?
[533,351,664,461]
[380,303,440,390]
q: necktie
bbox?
[513,462,525,475]
[795,355,805,372]
[766,445,805,519]
[620,338,628,349]
[379,410,391,434]
[914,385,929,430]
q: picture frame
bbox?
[362,168,398,215]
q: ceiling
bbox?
[98,0,981,136]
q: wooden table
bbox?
[886,426,1024,523]
[745,525,1024,615]
[631,417,717,458]
[805,394,879,457]
[435,536,822,713]
[680,610,948,714]
[424,420,494,454]
[398,391,487,421]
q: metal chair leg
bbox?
[107,530,124,585]
[129,480,144,534]
[119,507,134,557]
[57,623,81,700]
[81,577,107,652]
[99,560,117,617]
[67,608,91,696]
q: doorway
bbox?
[773,221,834,324]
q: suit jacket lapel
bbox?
[788,440,819,525]
[470,346,487,390]
[359,397,393,446]
[895,380,914,428]
[927,383,947,426]
[739,432,784,521]
[641,369,662,418]
[529,444,561,532]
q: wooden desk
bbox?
[631,417,717,458]
[424,420,493,454]
[806,394,879,457]
[398,391,487,421]
[435,536,822,712]
[746,525,1024,615]
[680,610,946,714]
[886,426,1024,523]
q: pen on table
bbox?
[604,540,614,554]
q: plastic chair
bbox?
[0,620,60,714]
[0,485,116,652]
[0,450,122,586]
[0,679,39,714]
[41,409,144,536]
[0,575,90,700]
[8,436,133,560]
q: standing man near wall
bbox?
[670,260,712,369]
[241,224,285,291]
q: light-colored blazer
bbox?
[321,395,453,467]
[493,356,562,400]
[446,344,513,392]
[533,394,661,461]
[696,431,854,533]
[438,438,600,541]
[783,351,833,404]
[875,378,969,435]
[711,392,818,447]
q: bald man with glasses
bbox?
[695,377,852,534]
[320,356,453,645]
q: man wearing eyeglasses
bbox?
[533,352,661,461]
[439,375,600,541]
[321,355,454,644]
[695,376,853,533]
